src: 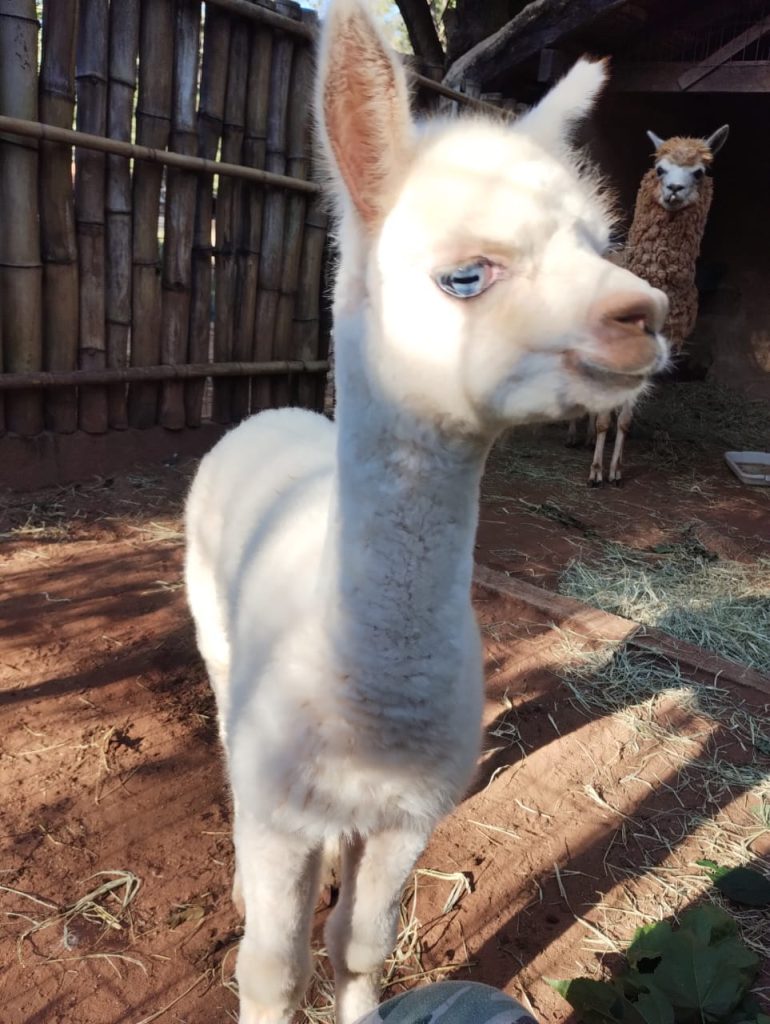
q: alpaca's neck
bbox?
[323,309,488,687]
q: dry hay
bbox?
[559,539,770,674]
[552,632,770,965]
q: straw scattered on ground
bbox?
[559,540,770,674]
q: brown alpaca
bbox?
[580,126,729,484]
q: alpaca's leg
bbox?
[607,400,633,485]
[235,822,322,1024]
[326,828,427,1024]
[588,410,612,485]
[586,412,597,446]
[231,792,245,916]
[566,418,579,447]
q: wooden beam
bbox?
[473,564,770,697]
[611,60,770,93]
[0,360,329,390]
[444,0,628,91]
[678,15,770,90]
[0,114,321,192]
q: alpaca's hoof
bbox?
[611,477,623,488]
[588,478,603,488]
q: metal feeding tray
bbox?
[724,451,770,486]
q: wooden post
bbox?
[0,0,43,436]
[39,0,79,434]
[160,0,202,429]
[251,0,296,414]
[186,5,231,427]
[293,12,328,413]
[211,7,251,424]
[272,5,313,409]
[75,0,109,433]
[128,0,174,428]
[231,20,272,422]
[105,0,140,429]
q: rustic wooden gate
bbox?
[0,0,330,440]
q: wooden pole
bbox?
[212,7,251,424]
[292,15,328,414]
[186,6,232,427]
[272,5,313,409]
[230,18,272,422]
[204,0,313,39]
[251,0,295,414]
[75,0,109,433]
[159,0,202,430]
[0,0,43,436]
[39,0,79,434]
[128,0,175,428]
[0,359,329,389]
[0,114,321,193]
[105,0,140,428]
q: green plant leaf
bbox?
[626,906,758,1021]
[548,978,647,1024]
[633,985,675,1024]
[713,867,770,908]
[697,858,732,882]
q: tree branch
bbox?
[395,0,445,70]
[443,0,629,90]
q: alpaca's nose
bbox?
[593,290,667,336]
[668,183,684,194]
[586,290,669,377]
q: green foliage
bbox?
[698,860,770,908]
[550,906,763,1024]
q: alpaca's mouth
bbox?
[571,357,649,391]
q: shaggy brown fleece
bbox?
[624,169,713,348]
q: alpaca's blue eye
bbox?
[435,259,498,299]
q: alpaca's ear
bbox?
[519,57,608,152]
[316,0,413,228]
[705,124,729,156]
[646,130,665,151]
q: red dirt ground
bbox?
[1,428,769,1024]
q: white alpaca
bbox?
[184,3,668,1023]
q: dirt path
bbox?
[1,438,768,1024]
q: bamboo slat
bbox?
[160,0,202,430]
[212,8,251,424]
[128,0,175,428]
[0,0,43,436]
[105,0,140,428]
[186,6,231,427]
[205,0,505,117]
[293,13,328,413]
[251,0,296,414]
[0,359,328,389]
[230,20,272,422]
[75,0,109,433]
[272,4,313,410]
[39,0,79,434]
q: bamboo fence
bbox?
[0,0,491,440]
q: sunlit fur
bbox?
[185,3,669,1023]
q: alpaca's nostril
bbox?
[593,292,660,336]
